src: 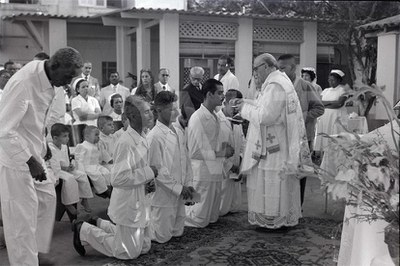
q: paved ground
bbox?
[0,176,345,265]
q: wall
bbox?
[67,23,116,86]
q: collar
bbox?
[158,81,168,88]
[82,73,90,79]
[200,104,218,121]
[126,125,145,145]
[100,131,112,139]
[83,140,97,148]
[38,60,54,91]
[155,120,174,134]
[172,121,184,133]
[217,109,229,122]
[219,69,231,80]
[111,83,119,89]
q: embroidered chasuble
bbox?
[240,70,311,228]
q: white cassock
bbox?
[240,70,311,229]
[217,110,245,216]
[75,141,111,194]
[79,126,154,259]
[98,132,116,160]
[147,121,189,243]
[48,143,93,205]
[0,60,56,265]
[185,104,224,228]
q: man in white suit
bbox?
[99,71,131,115]
[154,68,176,96]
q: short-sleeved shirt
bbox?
[71,94,100,126]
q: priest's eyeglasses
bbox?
[253,63,266,72]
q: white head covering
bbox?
[72,78,85,91]
[330,69,345,78]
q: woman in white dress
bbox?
[71,78,101,126]
[314,69,348,152]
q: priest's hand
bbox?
[230,165,240,174]
[236,173,247,182]
[26,156,47,182]
[180,186,193,200]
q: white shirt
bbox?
[188,104,223,181]
[98,131,115,160]
[214,69,240,93]
[0,60,55,170]
[110,111,122,121]
[48,143,70,178]
[71,94,100,126]
[108,126,155,227]
[74,141,104,172]
[148,121,184,207]
[99,84,131,115]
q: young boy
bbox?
[72,96,157,259]
[147,91,195,243]
[49,123,93,213]
[97,115,116,163]
[217,89,245,216]
[75,126,111,198]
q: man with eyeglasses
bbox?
[154,68,175,96]
[180,66,205,120]
[234,53,312,230]
[214,55,239,93]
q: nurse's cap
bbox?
[72,77,85,90]
[330,69,345,77]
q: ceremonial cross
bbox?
[255,140,261,150]
[266,133,276,144]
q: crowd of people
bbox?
[0,46,356,265]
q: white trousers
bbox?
[185,181,222,228]
[219,179,242,216]
[0,165,56,266]
[86,166,110,194]
[80,218,151,260]
[150,202,186,243]
[60,170,93,205]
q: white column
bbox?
[116,26,132,85]
[374,32,399,120]
[159,13,180,94]
[136,19,151,79]
[48,19,67,55]
[235,18,253,95]
[300,22,317,70]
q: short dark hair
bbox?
[201,78,223,97]
[154,91,177,107]
[301,69,316,81]
[110,93,123,108]
[75,79,86,94]
[225,89,243,103]
[83,125,98,138]
[4,61,14,69]
[219,55,233,66]
[97,115,113,129]
[51,123,70,138]
[277,54,295,61]
[33,52,50,60]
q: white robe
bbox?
[185,104,224,228]
[74,141,110,194]
[80,126,154,260]
[147,121,187,243]
[240,70,310,228]
[217,110,245,216]
[48,143,93,205]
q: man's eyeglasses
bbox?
[253,63,266,72]
[162,74,169,77]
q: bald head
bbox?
[253,53,277,87]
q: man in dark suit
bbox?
[180,66,205,117]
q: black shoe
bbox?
[72,220,86,256]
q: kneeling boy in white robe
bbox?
[148,91,195,243]
[218,89,245,216]
[72,96,158,259]
[185,79,234,228]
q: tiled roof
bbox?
[105,7,348,23]
[2,12,93,20]
[358,14,400,31]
